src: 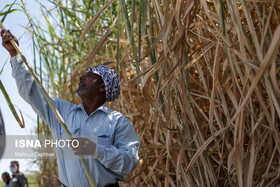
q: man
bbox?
[9,161,28,187]
[1,30,140,187]
[2,172,11,187]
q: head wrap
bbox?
[86,65,120,102]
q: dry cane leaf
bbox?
[79,0,115,46]
[87,17,118,66]
[229,24,280,128]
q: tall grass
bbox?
[18,0,280,186]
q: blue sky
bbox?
[0,0,52,177]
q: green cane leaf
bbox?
[0,80,25,128]
[0,0,19,23]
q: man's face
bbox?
[2,176,8,184]
[77,72,103,96]
[10,162,18,173]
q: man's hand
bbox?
[1,29,19,57]
[71,137,96,155]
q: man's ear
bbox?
[99,83,105,93]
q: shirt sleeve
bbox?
[95,116,140,176]
[10,55,61,134]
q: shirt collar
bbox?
[76,103,109,114]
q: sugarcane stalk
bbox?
[0,21,96,187]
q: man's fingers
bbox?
[71,144,88,151]
[70,137,95,155]
[1,29,19,56]
[1,30,10,38]
[1,32,11,45]
[74,151,84,155]
[72,146,87,155]
[7,30,19,45]
[70,138,80,148]
[0,30,8,37]
[1,30,18,44]
[8,30,17,40]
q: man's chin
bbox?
[77,89,88,96]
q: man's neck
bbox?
[82,100,104,116]
[79,92,106,115]
[12,171,19,177]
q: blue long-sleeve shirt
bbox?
[11,55,140,187]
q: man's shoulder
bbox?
[106,107,126,119]
[106,107,122,114]
[15,172,27,179]
[16,171,25,175]
[105,107,133,127]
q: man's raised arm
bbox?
[1,29,62,133]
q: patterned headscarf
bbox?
[86,65,120,102]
